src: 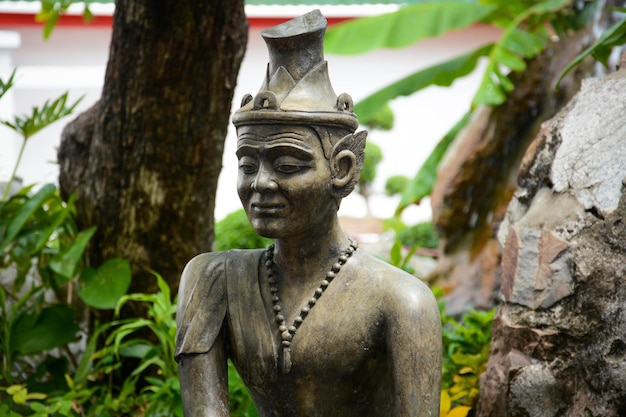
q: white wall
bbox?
[0,18,500,223]
[0,25,109,189]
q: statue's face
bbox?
[236,124,337,240]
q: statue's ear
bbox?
[330,130,367,199]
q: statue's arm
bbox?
[178,335,229,417]
[386,277,442,417]
[175,252,230,416]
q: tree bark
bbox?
[58,0,248,302]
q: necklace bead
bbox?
[265,239,358,374]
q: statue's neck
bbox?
[272,220,350,287]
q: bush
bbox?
[396,221,439,249]
[384,175,409,196]
[437,288,495,417]
[214,209,272,251]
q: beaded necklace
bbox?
[264,239,358,374]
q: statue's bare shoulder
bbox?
[352,251,439,317]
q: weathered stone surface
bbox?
[552,74,626,216]
[501,226,574,309]
[509,364,565,417]
[478,68,626,416]
[428,26,601,315]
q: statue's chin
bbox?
[249,219,280,239]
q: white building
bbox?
[0,1,500,223]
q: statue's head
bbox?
[232,10,367,238]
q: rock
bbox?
[428,28,598,315]
[478,69,626,416]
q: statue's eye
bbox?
[238,157,258,174]
[274,156,310,174]
[275,164,303,174]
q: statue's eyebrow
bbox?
[236,142,315,161]
[236,132,316,159]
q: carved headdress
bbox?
[232,9,359,132]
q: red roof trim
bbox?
[0,13,352,29]
[0,12,113,27]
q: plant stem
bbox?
[2,137,26,201]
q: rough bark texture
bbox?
[58,0,248,300]
[477,67,626,417]
[428,3,619,315]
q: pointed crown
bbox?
[232,10,359,132]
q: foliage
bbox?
[557,7,626,88]
[357,140,384,215]
[385,218,439,273]
[228,363,259,417]
[324,2,496,55]
[0,71,130,415]
[364,103,395,131]
[436,288,495,417]
[86,272,182,417]
[1,70,82,201]
[1,263,255,416]
[36,0,95,39]
[91,275,255,417]
[0,187,132,412]
[215,209,273,251]
[359,141,383,187]
[325,0,597,214]
[441,310,495,417]
[396,221,439,249]
[1,92,82,141]
[384,174,409,196]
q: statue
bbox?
[175,10,442,416]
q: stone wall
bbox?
[478,68,626,416]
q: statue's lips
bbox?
[251,203,286,215]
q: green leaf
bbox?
[324,2,496,55]
[504,27,545,57]
[354,44,492,124]
[362,103,395,130]
[78,258,131,309]
[389,240,403,267]
[0,68,16,101]
[1,92,82,140]
[36,0,74,39]
[0,184,56,253]
[397,111,471,213]
[493,47,526,72]
[74,321,114,385]
[119,343,152,359]
[11,305,79,354]
[473,66,507,106]
[473,0,571,106]
[0,401,23,417]
[83,5,93,23]
[48,225,96,280]
[29,194,70,255]
[473,27,547,106]
[556,13,626,89]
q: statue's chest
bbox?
[226,271,385,383]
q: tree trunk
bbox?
[58,0,247,304]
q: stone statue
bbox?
[175,10,442,417]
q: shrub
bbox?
[396,221,439,249]
[214,209,272,251]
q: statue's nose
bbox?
[252,165,278,192]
